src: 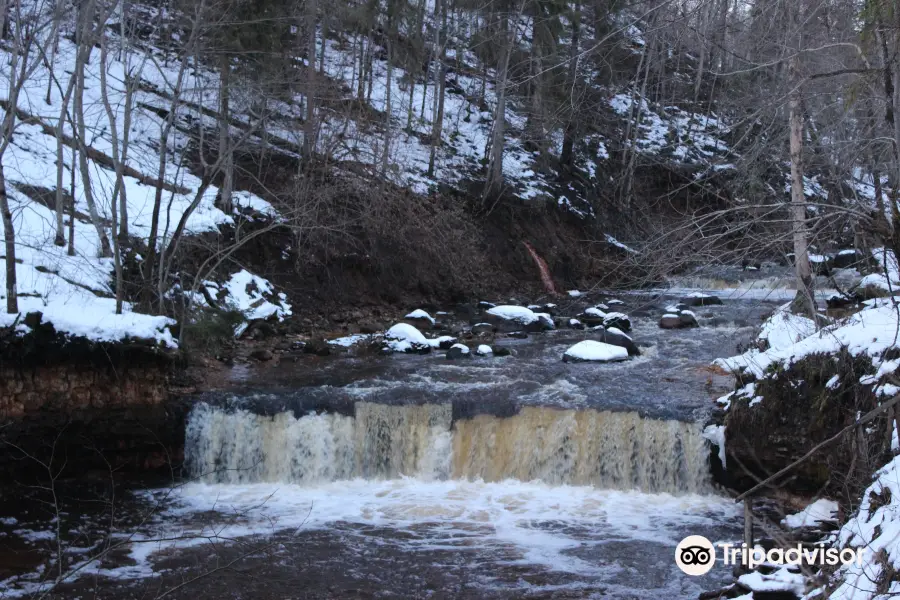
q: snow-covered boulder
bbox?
[781,498,838,529]
[404,309,435,328]
[680,292,723,307]
[594,326,640,356]
[831,248,860,269]
[602,312,632,332]
[568,318,585,330]
[384,323,431,353]
[660,310,698,329]
[428,335,458,350]
[446,343,472,359]
[475,344,493,356]
[563,340,629,363]
[485,306,554,332]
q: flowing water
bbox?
[1,293,781,599]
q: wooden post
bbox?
[744,498,753,550]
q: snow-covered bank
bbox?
[711,292,900,600]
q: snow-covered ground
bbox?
[0,9,280,346]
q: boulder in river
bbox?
[446,344,472,359]
[471,322,495,336]
[563,340,629,363]
[492,346,512,357]
[680,293,723,307]
[486,305,554,332]
[384,323,432,353]
[475,344,493,356]
[568,318,585,330]
[404,309,436,329]
[659,310,698,329]
[594,326,640,356]
[602,312,632,332]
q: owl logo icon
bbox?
[675,535,716,576]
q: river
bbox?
[1,291,781,599]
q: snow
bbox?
[758,306,817,351]
[0,15,280,347]
[567,290,584,297]
[714,302,900,380]
[448,343,470,356]
[476,344,493,356]
[738,568,806,595]
[830,454,900,600]
[584,307,606,318]
[384,323,430,353]
[404,309,435,325]
[328,334,372,347]
[606,327,631,340]
[487,305,540,326]
[563,340,629,362]
[782,499,838,529]
[222,270,291,322]
[702,425,726,468]
[604,234,639,254]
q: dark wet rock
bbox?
[831,249,860,269]
[826,293,859,310]
[540,303,558,315]
[507,332,529,339]
[594,327,640,356]
[445,344,472,359]
[680,312,698,327]
[435,336,458,350]
[660,311,698,329]
[485,308,554,333]
[492,346,512,357]
[403,310,436,330]
[602,312,632,333]
[247,321,277,340]
[471,322,494,336]
[250,349,274,361]
[303,339,332,356]
[289,340,305,351]
[680,294,723,307]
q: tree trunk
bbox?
[54,73,77,246]
[788,57,816,320]
[559,2,580,167]
[0,165,17,313]
[484,11,511,200]
[218,53,233,213]
[427,0,444,176]
[304,0,317,159]
[73,19,113,258]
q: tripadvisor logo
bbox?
[675,535,869,576]
[675,536,716,576]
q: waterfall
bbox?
[185,402,712,494]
